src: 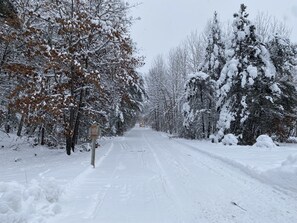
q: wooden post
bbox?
[91,137,96,168]
[89,123,100,168]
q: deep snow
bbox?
[1,127,297,223]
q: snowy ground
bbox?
[1,127,297,223]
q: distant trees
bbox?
[0,0,144,154]
[145,56,169,132]
[145,48,187,135]
[145,4,297,145]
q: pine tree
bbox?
[267,35,297,140]
[199,12,225,81]
[216,4,297,144]
[183,12,225,139]
[183,72,214,139]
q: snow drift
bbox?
[222,134,238,145]
[254,135,276,148]
[0,178,62,223]
[261,154,297,192]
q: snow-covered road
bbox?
[48,127,297,223]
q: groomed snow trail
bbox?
[49,127,297,223]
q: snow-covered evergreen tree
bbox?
[183,72,215,139]
[216,4,297,144]
[268,35,297,81]
[183,12,225,139]
[199,12,225,81]
[267,35,297,140]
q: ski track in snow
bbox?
[30,128,297,222]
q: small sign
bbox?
[89,123,100,139]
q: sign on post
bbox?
[89,123,100,168]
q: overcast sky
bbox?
[127,0,297,74]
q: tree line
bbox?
[145,4,297,145]
[0,0,145,154]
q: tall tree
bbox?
[2,0,144,154]
[216,4,297,144]
[267,35,297,140]
[183,12,225,139]
[183,71,215,139]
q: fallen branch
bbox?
[231,201,247,211]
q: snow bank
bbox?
[261,154,297,192]
[0,178,62,223]
[221,134,238,145]
[254,135,276,148]
[175,138,297,193]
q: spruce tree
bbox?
[216,4,295,144]
[199,12,225,81]
[267,35,297,140]
[183,12,225,139]
[183,72,214,139]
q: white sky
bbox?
[127,0,297,74]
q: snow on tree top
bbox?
[270,83,282,95]
[187,72,209,81]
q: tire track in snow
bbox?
[173,139,297,197]
[142,132,193,223]
[87,141,124,219]
[142,129,297,222]
[145,137,225,222]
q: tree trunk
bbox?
[5,107,11,133]
[66,136,72,155]
[207,101,212,138]
[200,86,205,138]
[17,115,24,136]
[40,126,45,145]
[71,111,80,152]
[71,89,84,151]
[64,107,75,155]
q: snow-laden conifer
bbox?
[183,12,225,139]
[216,4,297,144]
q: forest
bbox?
[1,2,297,223]
[144,4,297,145]
[1,1,297,155]
[0,0,145,155]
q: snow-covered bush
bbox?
[209,134,219,143]
[286,137,297,144]
[254,135,277,148]
[221,134,238,146]
[0,178,63,223]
